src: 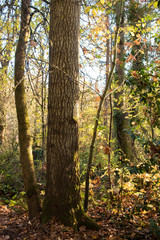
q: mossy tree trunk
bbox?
[42,0,99,230]
[14,0,41,219]
[114,2,135,162]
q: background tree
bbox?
[113,1,135,162]
[14,0,41,219]
[0,0,18,144]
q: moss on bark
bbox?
[114,110,135,161]
[76,207,100,230]
[14,0,41,219]
[42,201,100,230]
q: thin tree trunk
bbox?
[107,15,112,192]
[108,93,113,192]
[0,64,7,145]
[0,96,5,145]
[14,0,41,219]
[103,14,110,142]
[84,0,123,211]
[41,67,46,176]
[103,14,112,195]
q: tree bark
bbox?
[42,0,99,230]
[0,95,5,145]
[114,2,135,162]
[106,15,112,193]
[14,0,41,219]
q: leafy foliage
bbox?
[0,150,23,198]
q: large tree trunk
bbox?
[114,2,135,162]
[14,0,41,219]
[42,0,99,230]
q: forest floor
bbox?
[0,200,158,240]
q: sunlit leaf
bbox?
[100,0,105,4]
[84,6,90,13]
[153,1,158,8]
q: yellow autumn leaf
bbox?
[100,0,105,4]
[112,209,118,214]
[94,28,100,34]
[139,50,144,54]
[90,189,94,195]
[140,189,146,193]
[142,210,148,215]
[148,2,153,7]
[154,173,160,179]
[153,1,158,8]
[84,6,90,14]
[97,17,101,23]
[92,9,96,17]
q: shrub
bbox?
[0,150,23,197]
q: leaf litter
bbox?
[0,201,158,240]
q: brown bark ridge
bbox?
[114,2,135,162]
[14,0,41,219]
[42,0,99,230]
